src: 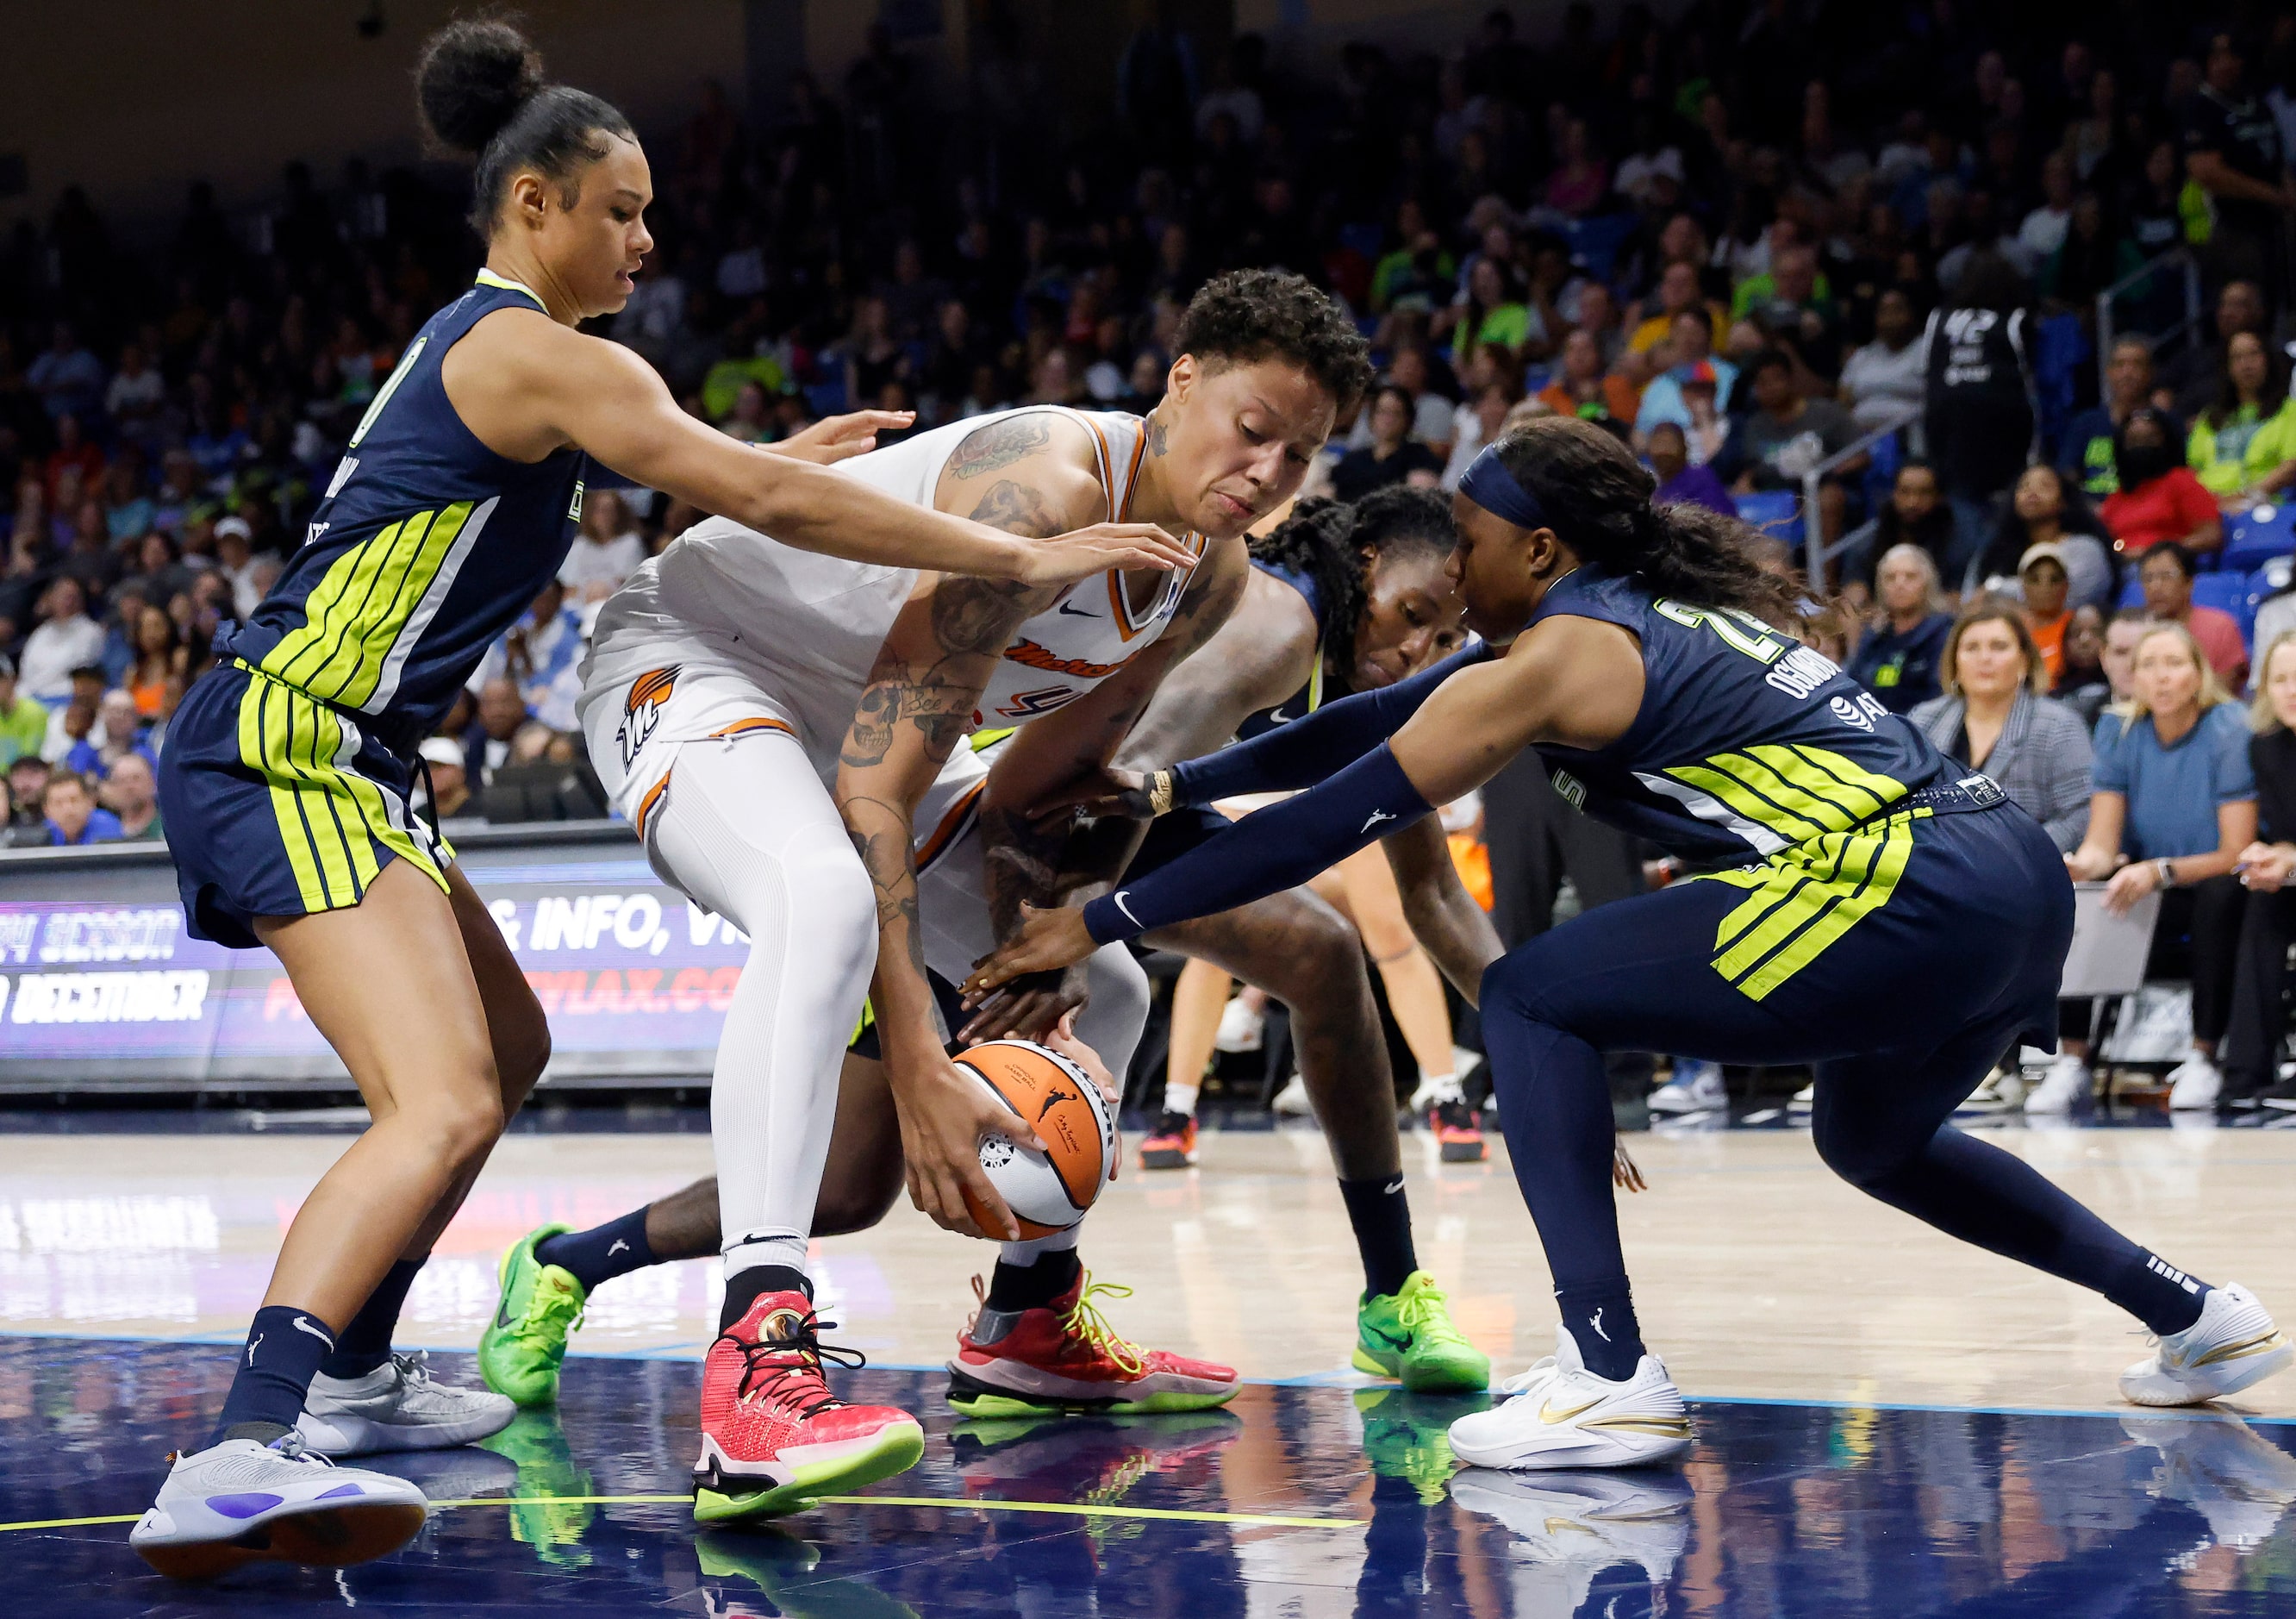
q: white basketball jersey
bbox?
[578,405,1205,777]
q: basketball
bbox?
[955,1039,1117,1239]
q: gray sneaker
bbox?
[298,1350,516,1455]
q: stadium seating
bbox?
[1734,488,1802,546]
[2223,503,2296,572]
[2191,571,2257,640]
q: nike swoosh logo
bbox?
[1383,1178,1403,1195]
[1110,891,1142,928]
[292,1315,334,1347]
[1058,601,1099,617]
[1268,708,1295,724]
[1363,1323,1412,1350]
[1539,1396,1601,1424]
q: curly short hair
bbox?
[1173,269,1374,410]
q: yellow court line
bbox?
[1,1493,1363,1536]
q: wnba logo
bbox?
[616,666,678,770]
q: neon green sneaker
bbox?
[1352,1270,1491,1392]
[697,1527,921,1619]
[479,1409,596,1569]
[1355,1387,1480,1505]
[480,1223,586,1408]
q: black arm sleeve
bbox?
[1167,642,1495,805]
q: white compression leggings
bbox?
[647,733,877,1282]
[651,731,1157,1283]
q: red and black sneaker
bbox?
[947,1272,1238,1417]
[1138,1110,1199,1170]
[1431,1098,1487,1162]
[692,1290,923,1522]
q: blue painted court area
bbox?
[6,1336,2295,1616]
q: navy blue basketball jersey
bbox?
[1527,567,1947,866]
[1235,558,1332,742]
[223,271,589,741]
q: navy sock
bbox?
[213,1305,337,1447]
[536,1208,659,1295]
[1338,1175,1420,1300]
[2106,1253,2212,1337]
[1484,1010,1649,1379]
[985,1247,1082,1313]
[319,1258,423,1379]
[1555,1280,1644,1380]
[719,1264,811,1335]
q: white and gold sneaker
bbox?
[1447,1327,1693,1471]
[2120,1283,2293,1407]
[1451,1468,1692,1597]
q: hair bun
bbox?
[416,17,546,154]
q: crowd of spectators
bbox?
[8,5,2296,1103]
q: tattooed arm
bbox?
[1110,566,1322,773]
[959,541,1252,1041]
[833,426,1107,1238]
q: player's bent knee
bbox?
[416,1085,508,1171]
[1809,1119,1915,1193]
[1079,944,1151,1067]
[1271,912,1369,1007]
[783,830,880,985]
[498,1021,552,1107]
[1478,948,1546,1019]
[812,1165,903,1236]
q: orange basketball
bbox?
[955,1039,1117,1239]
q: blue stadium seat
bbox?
[1735,489,1803,546]
[2223,503,2296,572]
[2032,314,2090,460]
[2118,570,2145,610]
[2191,571,2254,638]
[1861,429,1903,514]
[1565,214,1638,283]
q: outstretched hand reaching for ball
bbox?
[961,903,1100,1005]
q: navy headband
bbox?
[1457,443,1550,531]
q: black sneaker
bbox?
[2259,1078,2296,1113]
[1431,1099,1487,1162]
[1138,1110,1199,1168]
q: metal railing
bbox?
[2095,247,2203,399]
[1798,403,1922,578]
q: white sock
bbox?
[999,1225,1082,1268]
[723,1230,810,1279]
[1412,1070,1462,1107]
[1163,1079,1200,1117]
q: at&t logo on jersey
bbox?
[616,666,678,771]
[1829,693,1887,732]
